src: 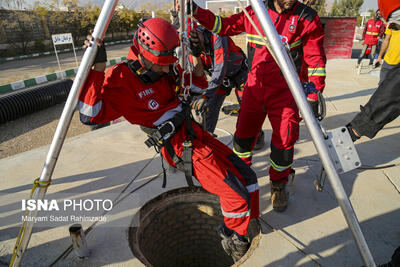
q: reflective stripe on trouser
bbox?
[161,122,259,236]
[233,135,257,166]
[234,70,300,182]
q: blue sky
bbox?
[360,0,378,11]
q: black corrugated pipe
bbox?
[0,79,73,124]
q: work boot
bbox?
[253,131,265,150]
[270,180,288,212]
[218,224,250,262]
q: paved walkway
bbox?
[0,59,399,267]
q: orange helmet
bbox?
[133,18,179,65]
[378,0,400,21]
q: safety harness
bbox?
[126,59,196,188]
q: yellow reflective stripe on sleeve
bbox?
[366,32,379,35]
[290,39,302,49]
[308,67,326,77]
[270,159,292,172]
[248,34,301,50]
[233,147,252,159]
[246,33,267,46]
[212,15,222,34]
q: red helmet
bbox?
[378,0,400,21]
[133,18,179,65]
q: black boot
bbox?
[218,224,250,262]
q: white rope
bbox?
[235,0,280,66]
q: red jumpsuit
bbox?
[195,1,326,182]
[363,18,384,45]
[78,46,259,235]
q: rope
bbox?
[235,0,280,65]
[214,127,234,146]
[9,178,52,266]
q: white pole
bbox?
[52,41,63,76]
[9,1,120,266]
[249,0,376,266]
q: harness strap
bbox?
[141,101,196,187]
[182,100,196,187]
[182,140,195,187]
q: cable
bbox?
[235,0,280,65]
[214,127,234,146]
[49,169,163,266]
[357,163,398,170]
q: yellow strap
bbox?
[10,178,52,266]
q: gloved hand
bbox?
[189,30,203,57]
[191,95,208,115]
[143,121,176,148]
[308,100,319,118]
[83,31,107,66]
[302,82,320,119]
[186,0,198,15]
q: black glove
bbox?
[189,31,203,57]
[143,121,176,148]
[93,43,107,65]
[186,0,198,14]
[191,95,208,115]
[308,100,319,119]
[84,32,107,65]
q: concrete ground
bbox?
[0,58,399,267]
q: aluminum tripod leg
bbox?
[10,1,120,266]
[248,0,376,266]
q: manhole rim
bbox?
[128,186,261,267]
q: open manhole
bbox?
[129,187,261,267]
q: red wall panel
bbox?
[321,17,357,60]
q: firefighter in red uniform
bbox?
[79,18,258,262]
[192,0,326,212]
[357,10,385,68]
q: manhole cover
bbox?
[129,187,260,267]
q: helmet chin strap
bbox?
[138,54,154,71]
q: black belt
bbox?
[141,101,196,188]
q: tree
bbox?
[80,3,101,36]
[118,8,140,38]
[309,0,327,17]
[32,4,50,38]
[329,0,364,17]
